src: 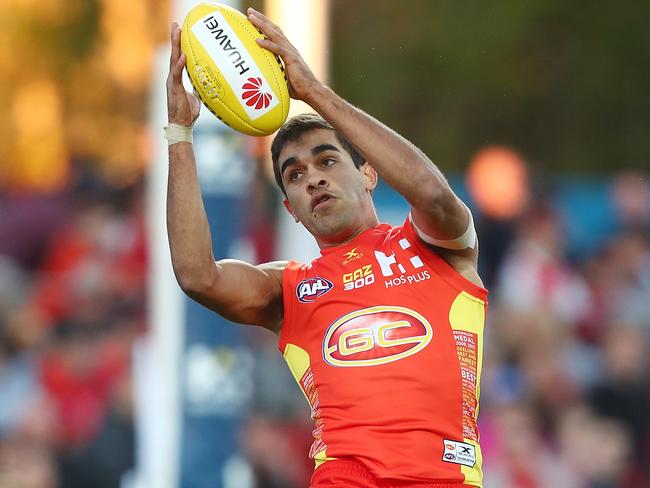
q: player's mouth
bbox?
[311,192,336,212]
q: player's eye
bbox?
[322,158,336,167]
[288,170,303,182]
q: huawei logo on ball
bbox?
[241,77,273,110]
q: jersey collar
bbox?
[319,223,391,256]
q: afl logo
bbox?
[323,306,433,367]
[241,77,273,109]
[296,277,333,303]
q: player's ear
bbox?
[361,162,378,192]
[283,199,300,223]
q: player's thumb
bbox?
[189,92,201,120]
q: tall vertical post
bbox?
[141,1,255,487]
[266,0,331,263]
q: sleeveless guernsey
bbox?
[279,219,488,486]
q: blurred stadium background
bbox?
[1,0,649,487]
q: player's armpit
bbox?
[180,259,287,334]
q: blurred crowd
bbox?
[1,162,649,488]
[478,177,650,488]
[0,167,146,487]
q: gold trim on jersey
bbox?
[449,291,486,487]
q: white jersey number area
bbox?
[374,238,430,289]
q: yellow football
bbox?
[181,3,290,136]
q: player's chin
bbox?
[311,214,351,239]
[311,202,343,224]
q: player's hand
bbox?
[166,22,201,127]
[247,8,321,102]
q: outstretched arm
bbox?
[247,9,477,270]
[166,22,285,331]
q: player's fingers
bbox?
[247,9,285,42]
[257,10,284,35]
[256,37,292,59]
[246,10,267,33]
[189,92,201,120]
[176,53,187,72]
[170,52,185,83]
[169,22,180,69]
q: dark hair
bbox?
[271,113,365,195]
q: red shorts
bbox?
[310,459,476,488]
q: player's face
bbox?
[279,129,377,245]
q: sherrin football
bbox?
[181,3,290,136]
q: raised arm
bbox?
[247,9,477,270]
[166,22,285,332]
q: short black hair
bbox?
[271,113,365,195]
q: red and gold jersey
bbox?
[279,219,488,486]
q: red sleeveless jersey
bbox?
[279,219,488,486]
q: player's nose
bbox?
[306,172,328,193]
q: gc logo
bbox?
[322,306,433,367]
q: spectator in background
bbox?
[611,171,650,233]
[496,202,591,326]
[588,324,650,478]
[31,186,146,330]
[0,190,72,271]
[601,231,650,328]
[483,401,578,488]
[557,404,634,488]
[243,329,313,488]
[480,171,650,487]
[465,145,530,289]
[0,435,59,488]
[0,175,144,487]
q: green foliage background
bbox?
[330,1,650,172]
[2,0,647,184]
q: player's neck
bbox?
[316,214,380,250]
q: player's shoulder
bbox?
[278,259,311,288]
[258,260,291,273]
[250,260,289,290]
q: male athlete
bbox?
[166,8,488,488]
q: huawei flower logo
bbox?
[241,77,273,109]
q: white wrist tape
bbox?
[164,123,193,145]
[409,204,477,250]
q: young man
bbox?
[166,8,488,488]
